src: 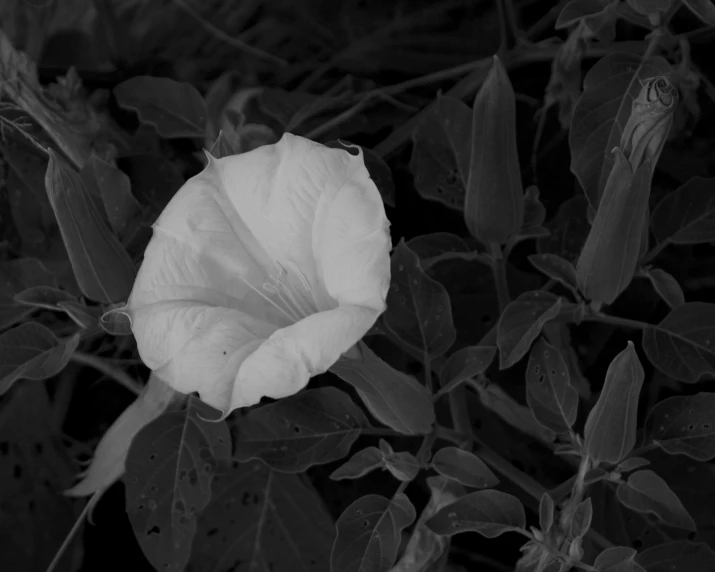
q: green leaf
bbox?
[636,540,715,572]
[626,0,672,15]
[85,154,144,245]
[570,498,593,539]
[584,341,644,464]
[0,322,79,396]
[642,302,715,382]
[645,393,715,461]
[594,546,646,572]
[331,493,416,572]
[410,95,471,211]
[425,490,526,538]
[497,290,563,369]
[330,447,384,481]
[643,268,685,308]
[522,185,547,229]
[382,450,421,483]
[44,151,136,303]
[651,176,715,245]
[569,52,671,208]
[0,258,57,329]
[439,345,496,394]
[430,447,499,489]
[525,338,579,434]
[616,469,696,531]
[406,233,471,263]
[615,457,651,473]
[124,397,231,572]
[555,0,612,29]
[331,342,435,435]
[189,459,334,572]
[230,387,369,473]
[383,239,456,359]
[528,253,579,292]
[537,195,591,264]
[682,0,715,25]
[539,493,555,533]
[465,55,524,244]
[114,76,208,139]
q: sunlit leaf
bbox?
[410,95,471,211]
[569,52,670,208]
[425,490,526,538]
[645,393,715,461]
[44,151,136,303]
[642,302,715,382]
[124,397,231,572]
[525,338,579,434]
[231,387,369,473]
[439,345,496,394]
[616,469,696,531]
[584,342,644,464]
[383,240,456,358]
[497,290,563,369]
[0,322,79,396]
[331,493,416,572]
[114,76,208,139]
[651,176,715,245]
[636,540,715,572]
[189,459,334,572]
[643,268,685,308]
[430,447,498,489]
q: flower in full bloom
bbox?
[115,133,391,416]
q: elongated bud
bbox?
[620,76,678,172]
[464,55,524,244]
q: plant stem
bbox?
[490,243,511,312]
[582,313,649,331]
[70,352,143,395]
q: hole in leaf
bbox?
[13,465,22,479]
[147,525,161,537]
[174,500,185,513]
[207,527,219,537]
[363,520,370,527]
[148,453,157,461]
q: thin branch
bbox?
[70,352,143,395]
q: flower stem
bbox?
[70,352,143,395]
[490,242,511,312]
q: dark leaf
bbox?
[0,322,79,396]
[189,460,334,572]
[537,195,590,264]
[525,338,579,434]
[465,55,524,244]
[539,493,555,533]
[642,302,715,382]
[522,185,546,229]
[124,397,231,572]
[382,450,421,483]
[439,345,496,394]
[430,447,498,489]
[569,52,671,208]
[497,290,563,369]
[594,546,645,572]
[331,493,416,572]
[114,76,207,139]
[410,95,471,211]
[330,447,384,481]
[636,540,715,572]
[528,254,579,292]
[383,240,456,358]
[570,498,593,539]
[682,0,715,25]
[556,0,613,28]
[231,387,369,473]
[645,393,715,461]
[616,457,651,473]
[643,268,685,308]
[14,285,76,309]
[85,154,144,245]
[208,130,238,159]
[616,469,696,531]
[651,176,715,245]
[406,233,471,263]
[331,342,435,435]
[425,490,526,538]
[44,151,136,303]
[584,342,644,464]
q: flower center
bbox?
[261,260,316,322]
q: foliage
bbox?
[1,1,715,571]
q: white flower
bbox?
[120,134,391,416]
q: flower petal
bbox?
[231,305,378,409]
[65,375,180,506]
